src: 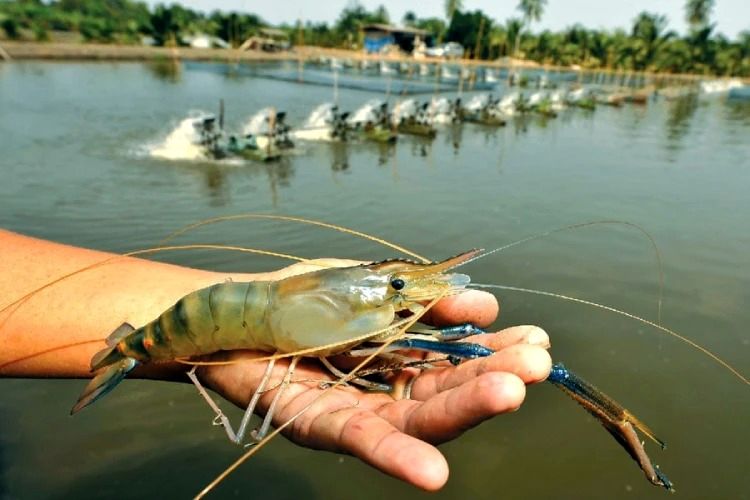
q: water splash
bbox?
[242,108,275,136]
[348,99,386,125]
[148,113,211,161]
[303,103,336,129]
[291,103,337,142]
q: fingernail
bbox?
[527,327,550,348]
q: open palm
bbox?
[196,288,551,491]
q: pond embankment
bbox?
[0,40,539,67]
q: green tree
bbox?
[630,12,673,70]
[444,0,463,24]
[488,24,509,59]
[372,4,389,23]
[415,17,446,37]
[685,0,714,29]
[1,17,20,39]
[445,10,493,59]
[503,17,523,56]
[334,2,389,48]
[336,3,368,36]
[210,11,264,46]
[402,11,417,27]
[149,4,181,45]
[684,0,716,72]
[515,0,547,57]
[654,38,692,73]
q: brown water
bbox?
[1,61,749,499]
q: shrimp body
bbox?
[117,269,396,362]
[73,252,476,413]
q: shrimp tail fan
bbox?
[71,323,140,415]
[71,355,139,415]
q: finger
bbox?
[422,290,499,328]
[470,325,551,350]
[225,373,449,491]
[379,371,526,444]
[304,405,449,491]
[267,380,450,491]
[408,344,552,401]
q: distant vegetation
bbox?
[1,0,749,76]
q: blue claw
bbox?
[548,362,570,384]
[547,361,673,491]
[434,324,487,340]
[391,338,495,359]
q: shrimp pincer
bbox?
[72,248,673,491]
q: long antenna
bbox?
[472,283,749,386]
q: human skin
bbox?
[0,229,552,491]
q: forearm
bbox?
[0,230,360,380]
[0,230,233,378]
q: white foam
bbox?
[148,113,210,161]
[242,108,275,136]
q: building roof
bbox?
[361,24,428,36]
[260,27,288,39]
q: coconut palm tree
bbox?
[514,0,547,58]
[685,0,714,29]
[488,25,508,59]
[630,12,673,70]
[445,0,463,24]
[442,0,463,43]
[684,0,716,72]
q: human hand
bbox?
[196,263,552,491]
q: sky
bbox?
[148,0,750,38]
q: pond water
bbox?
[0,61,749,499]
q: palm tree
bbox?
[685,0,714,29]
[685,0,715,72]
[630,12,673,70]
[514,0,547,58]
[444,0,463,24]
[503,18,524,58]
[488,25,508,59]
[653,38,692,73]
[443,0,463,43]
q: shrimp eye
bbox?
[390,278,405,290]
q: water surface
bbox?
[1,61,749,499]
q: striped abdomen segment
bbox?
[118,281,273,361]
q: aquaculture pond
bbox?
[0,61,748,499]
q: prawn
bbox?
[71,247,675,492]
[2,215,747,497]
[67,220,679,493]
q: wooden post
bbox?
[0,42,11,61]
[473,17,485,62]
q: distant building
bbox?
[361,24,432,54]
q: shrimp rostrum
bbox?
[72,248,673,492]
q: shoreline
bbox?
[1,41,746,84]
[0,41,533,66]
[0,41,295,62]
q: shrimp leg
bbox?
[547,363,674,491]
[251,356,300,442]
[187,359,276,445]
[319,356,391,391]
[349,337,494,359]
[235,358,276,445]
[407,323,487,340]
